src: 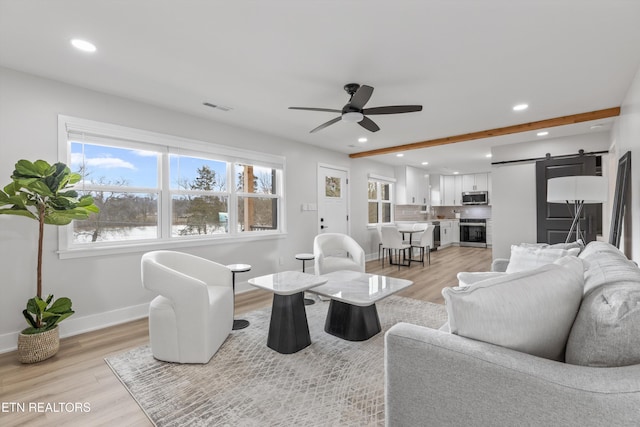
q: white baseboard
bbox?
[0,303,149,354]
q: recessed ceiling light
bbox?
[453,171,459,175]
[512,103,528,111]
[358,137,368,143]
[590,124,604,130]
[396,153,404,157]
[537,131,549,136]
[71,39,96,53]
[485,154,492,158]
[421,161,429,165]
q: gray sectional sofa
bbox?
[385,241,640,426]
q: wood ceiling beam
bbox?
[348,107,621,159]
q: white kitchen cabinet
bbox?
[462,173,489,192]
[486,219,493,247]
[441,175,463,206]
[451,219,460,244]
[396,166,429,205]
[440,220,453,247]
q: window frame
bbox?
[367,174,395,226]
[57,115,286,259]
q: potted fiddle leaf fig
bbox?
[0,159,99,363]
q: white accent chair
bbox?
[381,225,412,269]
[141,250,233,364]
[411,224,435,266]
[313,233,366,275]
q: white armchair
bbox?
[141,250,233,363]
[313,233,366,275]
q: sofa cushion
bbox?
[565,282,640,367]
[505,245,580,274]
[579,241,640,294]
[442,256,585,361]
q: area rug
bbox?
[105,295,447,427]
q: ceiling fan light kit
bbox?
[289,83,422,133]
[342,112,364,123]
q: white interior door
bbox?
[318,164,349,235]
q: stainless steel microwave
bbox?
[461,191,488,205]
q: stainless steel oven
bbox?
[460,219,487,247]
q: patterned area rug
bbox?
[105,295,447,427]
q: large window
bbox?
[59,116,285,256]
[368,177,393,225]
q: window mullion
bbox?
[160,149,171,238]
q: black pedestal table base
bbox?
[267,292,311,354]
[324,299,382,341]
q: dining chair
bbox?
[376,224,384,262]
[380,225,411,269]
[411,224,436,266]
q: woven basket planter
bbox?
[17,326,60,364]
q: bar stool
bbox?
[295,253,316,305]
[226,263,252,330]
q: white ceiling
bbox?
[1,1,639,174]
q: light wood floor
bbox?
[0,246,491,426]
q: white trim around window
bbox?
[367,174,395,226]
[57,115,286,259]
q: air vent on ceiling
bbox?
[203,102,233,112]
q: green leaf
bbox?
[48,297,72,314]
[25,180,53,197]
[3,182,17,196]
[13,160,43,178]
[22,309,38,329]
[25,298,40,316]
[68,173,82,185]
[34,296,48,314]
[0,209,37,220]
[33,160,53,175]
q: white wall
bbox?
[491,163,537,259]
[491,133,611,259]
[611,62,640,263]
[0,67,393,352]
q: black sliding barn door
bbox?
[536,154,601,244]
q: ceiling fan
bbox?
[289,83,423,133]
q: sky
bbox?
[69,142,228,190]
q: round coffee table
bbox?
[226,263,252,330]
[295,253,316,305]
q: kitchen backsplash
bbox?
[395,205,491,221]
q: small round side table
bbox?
[295,253,316,306]
[226,263,252,330]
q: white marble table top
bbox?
[311,270,413,307]
[295,253,315,261]
[248,271,328,295]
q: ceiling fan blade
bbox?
[349,85,374,109]
[358,116,380,132]
[289,107,342,113]
[363,105,423,115]
[310,116,342,133]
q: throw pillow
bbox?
[442,256,585,361]
[565,283,640,367]
[456,271,507,287]
[505,245,580,274]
